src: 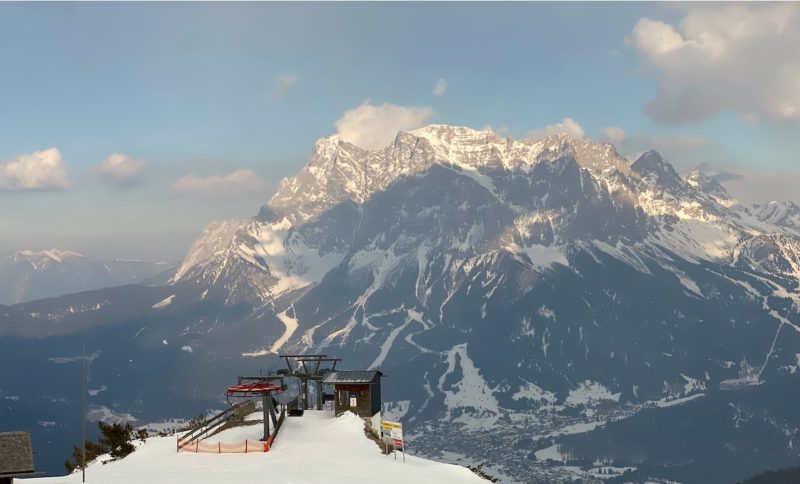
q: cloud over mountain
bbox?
[432,78,447,97]
[0,148,69,190]
[525,118,585,141]
[97,153,147,185]
[171,169,267,196]
[271,73,298,99]
[601,127,626,144]
[334,101,434,150]
[631,4,800,124]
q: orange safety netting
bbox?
[178,439,270,453]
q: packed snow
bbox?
[31,411,485,484]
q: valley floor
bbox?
[27,411,485,484]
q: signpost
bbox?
[381,420,405,462]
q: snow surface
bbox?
[241,306,301,357]
[152,295,175,309]
[524,244,568,270]
[534,444,565,462]
[438,344,500,429]
[511,380,557,404]
[650,393,705,408]
[31,411,485,484]
[565,380,621,407]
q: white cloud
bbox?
[0,148,69,190]
[630,4,800,124]
[601,127,626,144]
[334,101,434,150]
[171,169,267,196]
[702,166,800,206]
[432,78,447,97]
[612,132,709,163]
[648,135,708,152]
[482,124,510,137]
[271,73,298,99]
[97,153,146,185]
[525,118,585,141]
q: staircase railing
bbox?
[176,401,251,451]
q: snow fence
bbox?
[178,437,272,453]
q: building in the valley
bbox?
[322,370,383,418]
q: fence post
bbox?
[218,442,221,454]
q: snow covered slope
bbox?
[30,412,485,484]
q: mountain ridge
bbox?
[0,249,172,305]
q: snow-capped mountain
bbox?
[163,125,800,481]
[685,169,735,207]
[172,126,798,311]
[755,200,800,235]
[3,125,800,482]
[0,249,172,304]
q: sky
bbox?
[1,2,798,262]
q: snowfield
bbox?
[30,411,486,484]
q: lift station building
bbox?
[322,371,383,418]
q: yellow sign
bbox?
[381,420,402,431]
[382,420,403,447]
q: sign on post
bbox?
[381,419,405,462]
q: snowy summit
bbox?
[30,411,486,484]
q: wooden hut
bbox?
[322,371,383,418]
[0,431,36,483]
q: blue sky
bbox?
[1,2,798,261]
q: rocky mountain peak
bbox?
[267,125,638,227]
[685,169,733,203]
[632,149,672,174]
[11,249,86,268]
[631,150,684,187]
[756,200,800,233]
[539,134,629,175]
[408,124,501,146]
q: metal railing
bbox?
[176,401,251,451]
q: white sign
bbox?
[349,392,357,407]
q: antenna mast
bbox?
[82,344,86,483]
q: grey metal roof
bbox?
[0,431,34,475]
[322,370,383,384]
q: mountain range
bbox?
[0,249,171,305]
[2,125,800,483]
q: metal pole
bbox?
[402,423,406,463]
[82,344,86,482]
[262,394,270,441]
